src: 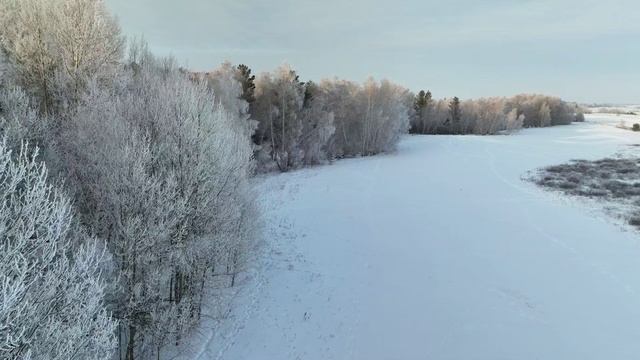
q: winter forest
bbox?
[0,0,589,359]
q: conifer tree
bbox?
[411,90,432,134]
[235,64,256,105]
[449,96,461,134]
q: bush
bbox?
[632,123,640,132]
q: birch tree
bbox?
[253,65,305,171]
[299,81,335,165]
[319,78,360,158]
[319,78,408,158]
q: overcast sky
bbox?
[106,0,639,104]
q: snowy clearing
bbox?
[187,113,640,360]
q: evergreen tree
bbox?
[411,90,432,134]
[234,64,256,105]
[449,96,461,134]
[303,80,318,108]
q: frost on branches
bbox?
[58,45,257,359]
[0,142,116,360]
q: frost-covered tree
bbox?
[319,78,360,158]
[505,108,525,132]
[457,97,525,135]
[0,0,57,114]
[298,81,335,165]
[429,98,450,134]
[0,0,124,114]
[204,61,257,139]
[357,78,410,155]
[318,78,409,158]
[57,45,257,359]
[504,94,575,128]
[60,79,180,359]
[48,0,124,109]
[250,73,409,170]
[0,86,47,150]
[253,64,305,171]
[0,141,116,360]
[0,51,7,85]
[539,102,551,127]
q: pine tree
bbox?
[303,80,317,108]
[235,64,256,105]
[449,96,461,134]
[412,90,432,134]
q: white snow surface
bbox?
[185,114,640,360]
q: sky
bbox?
[106,0,640,104]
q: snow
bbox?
[187,113,640,359]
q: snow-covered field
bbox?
[188,113,640,359]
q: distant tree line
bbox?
[199,69,585,172]
[409,91,584,135]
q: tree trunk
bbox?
[126,324,136,360]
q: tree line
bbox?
[201,68,583,172]
[197,64,411,172]
[0,0,584,359]
[409,91,583,135]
